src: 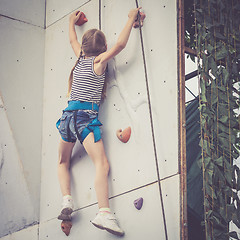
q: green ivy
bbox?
[194,0,240,239]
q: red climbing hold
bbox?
[133,12,146,28]
[61,220,72,236]
[75,11,88,26]
[134,197,143,210]
[116,126,131,143]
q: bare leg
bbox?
[58,138,75,196]
[83,133,110,208]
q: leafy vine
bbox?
[187,0,240,239]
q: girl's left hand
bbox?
[128,7,142,21]
[69,11,81,24]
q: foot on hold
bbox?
[91,212,125,237]
[58,210,72,221]
[58,195,74,221]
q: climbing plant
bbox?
[185,0,197,61]
[186,0,240,239]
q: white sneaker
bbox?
[58,196,74,221]
[91,212,124,236]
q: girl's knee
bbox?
[104,160,110,175]
[98,157,110,175]
[58,154,70,167]
[58,140,75,165]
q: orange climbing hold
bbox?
[116,127,131,143]
[75,11,88,26]
[61,220,72,236]
[133,12,146,28]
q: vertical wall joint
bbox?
[178,0,188,239]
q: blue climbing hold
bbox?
[134,197,143,210]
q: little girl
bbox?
[56,7,141,236]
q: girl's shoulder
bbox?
[93,55,107,76]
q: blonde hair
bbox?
[67,29,107,98]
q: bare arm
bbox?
[95,7,141,65]
[69,11,81,57]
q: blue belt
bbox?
[62,101,102,143]
[64,100,99,112]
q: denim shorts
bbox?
[56,110,99,143]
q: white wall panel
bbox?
[162,174,180,239]
[0,0,45,27]
[39,178,179,240]
[100,0,158,193]
[0,224,39,240]
[0,16,44,224]
[46,0,90,27]
[138,0,179,178]
[0,97,36,238]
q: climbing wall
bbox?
[0,0,180,239]
[0,96,36,237]
[0,1,45,238]
[40,0,179,239]
[0,0,45,27]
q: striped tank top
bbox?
[70,56,105,106]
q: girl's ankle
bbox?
[99,207,111,214]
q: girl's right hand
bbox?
[69,11,81,24]
[128,7,141,21]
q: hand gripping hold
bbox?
[75,11,88,26]
[133,11,146,28]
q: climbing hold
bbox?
[61,220,72,236]
[134,197,143,210]
[75,11,88,26]
[133,12,146,28]
[116,126,131,143]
